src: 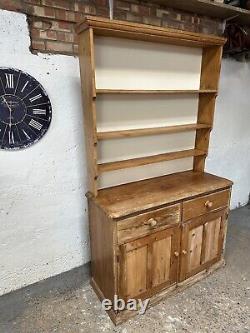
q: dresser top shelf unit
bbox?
[91,171,233,219]
[77,16,226,196]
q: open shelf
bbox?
[145,0,250,26]
[98,149,206,173]
[96,89,217,95]
[97,123,211,140]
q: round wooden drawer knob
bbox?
[174,251,179,257]
[205,200,213,209]
[146,218,157,227]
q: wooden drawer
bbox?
[117,204,181,244]
[183,189,230,221]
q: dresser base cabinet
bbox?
[87,171,232,325]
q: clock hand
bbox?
[3,96,12,114]
[3,97,12,143]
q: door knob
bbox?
[182,250,187,255]
[174,251,179,257]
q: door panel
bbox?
[152,236,172,287]
[187,224,203,272]
[119,226,180,300]
[202,217,221,264]
[125,246,148,297]
[179,209,226,282]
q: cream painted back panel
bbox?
[96,95,199,131]
[98,132,196,163]
[94,36,202,188]
[94,36,202,90]
[98,158,193,189]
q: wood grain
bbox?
[95,171,233,219]
[96,89,217,95]
[117,204,181,244]
[76,16,226,47]
[97,124,211,140]
[179,209,227,281]
[194,46,223,172]
[202,217,221,263]
[78,29,98,195]
[98,149,206,173]
[152,236,172,287]
[188,225,203,272]
[183,189,230,221]
[88,198,117,300]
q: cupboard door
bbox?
[179,209,227,282]
[119,226,180,300]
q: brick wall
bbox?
[0,0,224,56]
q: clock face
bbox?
[0,68,52,150]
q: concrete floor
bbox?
[1,206,250,333]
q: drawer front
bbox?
[117,204,181,244]
[183,189,230,221]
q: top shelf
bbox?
[146,0,250,26]
[77,15,226,47]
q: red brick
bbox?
[31,39,46,51]
[0,0,23,11]
[73,43,79,54]
[31,28,40,39]
[52,21,74,32]
[131,4,150,16]
[46,40,73,54]
[115,0,130,11]
[32,20,43,28]
[55,8,76,22]
[142,16,161,27]
[24,0,41,4]
[83,5,97,15]
[96,0,107,6]
[32,5,55,18]
[42,0,72,10]
[96,6,109,17]
[57,31,75,43]
[125,12,142,23]
[40,29,57,39]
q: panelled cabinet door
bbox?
[179,209,227,282]
[118,226,180,301]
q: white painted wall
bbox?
[207,59,250,209]
[0,10,89,296]
[0,9,249,296]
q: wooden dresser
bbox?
[76,16,233,324]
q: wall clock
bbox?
[0,68,52,150]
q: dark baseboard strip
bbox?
[0,262,90,323]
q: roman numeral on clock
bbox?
[5,73,14,89]
[21,80,29,92]
[32,108,46,115]
[29,93,42,103]
[29,119,43,131]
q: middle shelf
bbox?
[98,149,206,173]
[97,123,211,140]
